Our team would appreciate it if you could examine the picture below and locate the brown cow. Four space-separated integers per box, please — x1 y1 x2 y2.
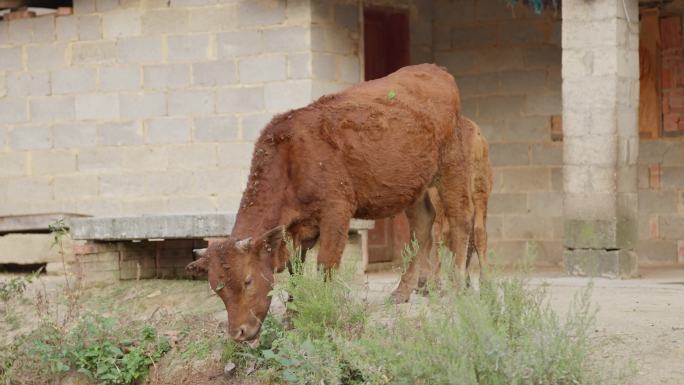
390 116 492 302
186 64 467 344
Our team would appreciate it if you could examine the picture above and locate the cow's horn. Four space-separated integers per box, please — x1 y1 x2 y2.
193 248 207 258
235 238 252 252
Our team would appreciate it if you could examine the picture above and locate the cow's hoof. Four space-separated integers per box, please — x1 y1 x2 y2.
389 289 411 304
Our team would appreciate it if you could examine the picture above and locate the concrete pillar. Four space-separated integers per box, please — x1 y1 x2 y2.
561 0 639 277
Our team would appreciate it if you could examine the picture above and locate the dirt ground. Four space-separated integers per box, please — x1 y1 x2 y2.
2 267 683 384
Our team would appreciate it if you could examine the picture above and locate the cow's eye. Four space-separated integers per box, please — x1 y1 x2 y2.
244 275 253 286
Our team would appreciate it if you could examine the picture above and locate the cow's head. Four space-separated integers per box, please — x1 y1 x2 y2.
186 226 285 344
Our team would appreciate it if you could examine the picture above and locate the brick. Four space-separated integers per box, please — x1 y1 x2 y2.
119 92 167 119
53 122 98 148
117 36 163 63
239 113 269 139
31 150 77 175
217 141 254 167
531 143 562 165
30 96 74 123
650 163 662 190
27 43 67 70
489 143 529 166
54 175 99 198
263 26 309 53
238 55 287 83
56 15 78 41
168 90 215 116
51 67 97 94
167 34 211 62
0 47 23 70
75 93 120 121
527 192 563 216
550 114 562 141
9 125 52 150
142 9 189 35
78 148 123 172
5 177 53 201
0 98 27 124
6 72 50 97
71 41 115 64
145 117 191 144
488 193 527 214
288 53 311 79
264 80 310 113
217 30 262 58
501 168 550 192
193 116 238 142
189 6 238 32
102 9 141 38
238 0 285 27
144 64 190 89
98 121 143 146
216 86 264 113
193 61 237 87
0 153 28 176
99 66 140 91
167 144 217 170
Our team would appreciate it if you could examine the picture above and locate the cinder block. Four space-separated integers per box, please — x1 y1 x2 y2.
238 0 285 27
53 122 97 148
7 18 32 44
71 41 116 64
498 70 547 94
99 66 141 91
54 175 99 197
263 26 308 52
216 86 264 114
119 92 167 119
6 72 50 97
661 166 684 189
0 98 27 124
117 36 163 63
120 146 168 170
0 233 70 264
0 152 28 176
143 64 190 89
451 25 497 49
168 89 215 116
217 30 262 58
527 192 563 216
145 171 195 195
488 193 527 215
30 15 56 42
238 55 287 83
530 143 562 165
96 0 120 12
102 9 142 38
166 195 217 216
658 215 684 240
0 47 23 70
193 61 237 87
5 177 53 201
638 190 677 214
486 215 503 239
193 167 244 195
338 55 360 83
189 5 238 32
564 249 637 278
51 67 97 94
56 15 78 41
434 51 475 75
636 240 676 264
194 116 238 142
77 147 123 172
488 143 529 166
504 117 549 142
166 143 217 170
99 173 148 196
77 15 101 40
75 93 120 121
527 92 562 116
525 46 561 69
334 2 358 32
503 216 554 240
264 80 311 113
217 141 254 167
312 53 336 80
241 113 271 140
142 9 189 35
27 43 68 70
286 0 310 24
501 168 550 192
167 34 211 62
31 150 77 175
30 96 75 123
145 117 191 144
98 121 143 146
478 95 526 119
288 53 311 79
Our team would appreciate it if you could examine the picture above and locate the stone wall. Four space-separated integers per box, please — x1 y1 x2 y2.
0 0 315 217
432 0 563 266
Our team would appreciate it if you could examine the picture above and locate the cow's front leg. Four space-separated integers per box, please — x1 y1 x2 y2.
316 205 353 274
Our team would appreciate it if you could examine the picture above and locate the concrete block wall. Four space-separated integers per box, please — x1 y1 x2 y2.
433 0 563 266
0 0 315 218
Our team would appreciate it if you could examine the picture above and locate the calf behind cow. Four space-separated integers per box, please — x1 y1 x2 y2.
186 64 486 343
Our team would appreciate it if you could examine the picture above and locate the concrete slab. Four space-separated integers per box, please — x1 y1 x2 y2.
0 213 87 234
69 213 374 241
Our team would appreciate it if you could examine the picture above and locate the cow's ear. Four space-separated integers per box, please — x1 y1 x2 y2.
258 226 285 258
186 255 209 275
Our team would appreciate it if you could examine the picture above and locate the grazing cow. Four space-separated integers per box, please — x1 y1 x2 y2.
390 116 492 302
187 64 468 344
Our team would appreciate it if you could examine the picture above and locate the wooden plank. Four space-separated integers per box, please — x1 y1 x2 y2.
639 8 661 139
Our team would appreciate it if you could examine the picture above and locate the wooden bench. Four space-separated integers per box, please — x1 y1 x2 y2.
68 213 374 283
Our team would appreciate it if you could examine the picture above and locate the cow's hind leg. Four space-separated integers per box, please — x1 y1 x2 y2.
390 190 436 304
316 204 353 275
436 177 474 289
